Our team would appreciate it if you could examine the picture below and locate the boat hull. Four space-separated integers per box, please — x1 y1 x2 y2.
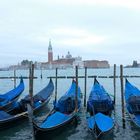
1 93 22 113
33 80 81 140
0 112 27 130
88 125 113 139
125 79 140 128
127 112 140 127
0 78 24 112
0 96 52 130
87 113 114 139
34 114 77 140
87 78 114 139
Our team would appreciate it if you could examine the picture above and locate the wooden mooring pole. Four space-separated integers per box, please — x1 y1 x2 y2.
28 63 35 140
120 65 125 128
14 70 16 88
55 68 58 104
113 64 116 105
75 66 78 112
29 64 34 107
40 68 42 79
84 67 87 107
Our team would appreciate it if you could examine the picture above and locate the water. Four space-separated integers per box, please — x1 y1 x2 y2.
0 67 140 140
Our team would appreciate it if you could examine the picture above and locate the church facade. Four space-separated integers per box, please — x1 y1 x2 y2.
41 41 110 69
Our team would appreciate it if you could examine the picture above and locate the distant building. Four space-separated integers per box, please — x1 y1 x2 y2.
132 60 138 67
84 60 110 68
41 41 110 69
66 51 72 59
73 56 84 68
6 40 110 70
125 60 140 68
42 51 77 69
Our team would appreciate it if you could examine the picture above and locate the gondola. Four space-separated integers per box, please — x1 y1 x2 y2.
125 79 140 127
33 80 82 140
0 77 24 112
86 78 114 139
0 78 54 129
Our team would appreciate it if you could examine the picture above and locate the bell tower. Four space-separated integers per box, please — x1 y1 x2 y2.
48 40 53 63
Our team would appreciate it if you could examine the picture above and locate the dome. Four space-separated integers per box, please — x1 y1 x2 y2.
66 51 72 59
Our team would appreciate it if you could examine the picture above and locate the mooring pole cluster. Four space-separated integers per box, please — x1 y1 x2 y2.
10 64 127 131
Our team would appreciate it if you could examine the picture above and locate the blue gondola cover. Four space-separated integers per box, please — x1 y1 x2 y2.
55 80 81 113
87 113 114 132
125 79 140 114
40 112 70 128
0 78 24 106
87 80 113 114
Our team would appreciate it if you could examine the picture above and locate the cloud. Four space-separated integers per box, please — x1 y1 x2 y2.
58 36 106 46
46 0 140 11
0 0 140 66
36 27 108 46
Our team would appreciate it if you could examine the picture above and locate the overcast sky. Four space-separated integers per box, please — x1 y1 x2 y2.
0 0 140 67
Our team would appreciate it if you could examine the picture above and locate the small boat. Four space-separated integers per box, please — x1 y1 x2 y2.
33 80 82 139
0 77 24 112
87 78 114 139
125 79 140 127
0 78 54 129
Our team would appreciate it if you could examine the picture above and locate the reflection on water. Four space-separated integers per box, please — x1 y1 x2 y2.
0 68 140 140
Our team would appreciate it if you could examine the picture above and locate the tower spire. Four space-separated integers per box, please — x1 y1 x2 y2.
48 40 53 63
48 39 52 51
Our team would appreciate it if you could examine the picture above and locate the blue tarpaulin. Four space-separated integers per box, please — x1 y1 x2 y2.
125 79 140 114
87 113 114 132
0 78 24 106
40 112 70 128
87 79 113 113
125 79 140 101
55 80 81 113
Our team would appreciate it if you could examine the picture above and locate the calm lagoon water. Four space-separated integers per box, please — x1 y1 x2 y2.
0 67 140 140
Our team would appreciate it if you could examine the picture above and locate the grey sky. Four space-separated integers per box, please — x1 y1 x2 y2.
0 0 140 67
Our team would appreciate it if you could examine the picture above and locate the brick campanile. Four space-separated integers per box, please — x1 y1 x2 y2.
48 40 53 63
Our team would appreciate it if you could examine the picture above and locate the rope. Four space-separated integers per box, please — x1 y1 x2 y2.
109 94 114 98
